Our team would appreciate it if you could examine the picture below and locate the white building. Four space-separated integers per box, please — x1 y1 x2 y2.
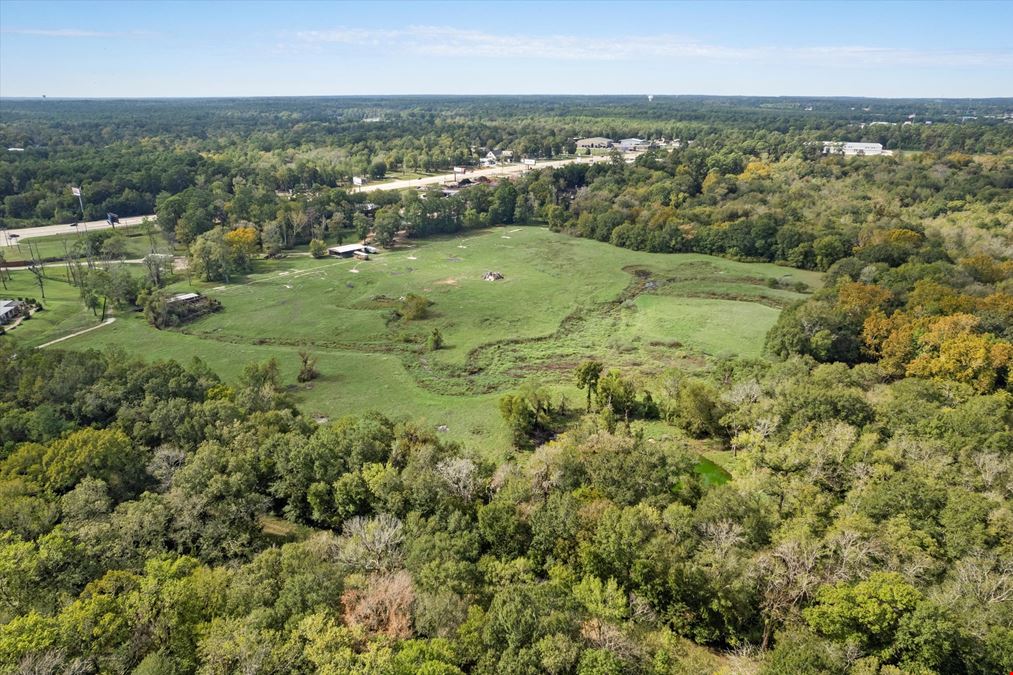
328 243 379 258
0 299 25 325
481 150 513 167
617 138 652 151
166 292 202 305
822 141 892 157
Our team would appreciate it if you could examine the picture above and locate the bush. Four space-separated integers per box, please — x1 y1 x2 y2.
309 239 328 258
399 294 431 321
297 351 319 382
427 328 444 351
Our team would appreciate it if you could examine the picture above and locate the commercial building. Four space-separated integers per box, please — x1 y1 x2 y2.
617 138 651 151
575 137 614 149
822 141 892 156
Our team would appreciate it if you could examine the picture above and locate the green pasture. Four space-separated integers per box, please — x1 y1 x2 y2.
9 226 820 454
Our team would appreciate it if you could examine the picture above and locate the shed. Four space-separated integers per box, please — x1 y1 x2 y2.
167 292 201 305
328 244 379 258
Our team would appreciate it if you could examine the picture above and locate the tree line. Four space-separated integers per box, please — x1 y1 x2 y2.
3 96 1010 226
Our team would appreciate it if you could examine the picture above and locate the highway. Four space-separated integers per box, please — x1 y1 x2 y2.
357 152 627 193
1 215 154 244
1 152 636 245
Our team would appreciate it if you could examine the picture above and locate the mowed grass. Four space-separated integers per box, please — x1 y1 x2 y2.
631 296 780 358
0 268 102 345
27 227 820 454
1 224 172 263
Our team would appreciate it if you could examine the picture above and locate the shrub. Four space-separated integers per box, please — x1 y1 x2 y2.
297 351 319 382
309 239 328 258
427 328 444 351
399 294 431 321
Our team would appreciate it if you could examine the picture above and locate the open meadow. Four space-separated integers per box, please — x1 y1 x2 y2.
7 226 821 453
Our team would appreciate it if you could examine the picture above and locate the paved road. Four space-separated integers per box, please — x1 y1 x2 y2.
2 215 154 244
2 152 638 244
358 153 632 193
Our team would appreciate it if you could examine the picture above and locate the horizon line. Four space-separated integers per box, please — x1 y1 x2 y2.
2 94 1012 101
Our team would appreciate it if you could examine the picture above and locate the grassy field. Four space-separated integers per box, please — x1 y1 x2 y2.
1 223 172 263
5 226 820 454
0 267 103 344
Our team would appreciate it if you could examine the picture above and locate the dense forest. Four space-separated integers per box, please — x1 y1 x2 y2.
1 96 1011 674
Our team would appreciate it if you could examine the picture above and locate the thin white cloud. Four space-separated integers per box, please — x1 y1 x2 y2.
2 28 151 38
293 25 1013 68
295 26 750 61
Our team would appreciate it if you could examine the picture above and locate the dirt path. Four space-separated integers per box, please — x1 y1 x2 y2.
37 317 116 348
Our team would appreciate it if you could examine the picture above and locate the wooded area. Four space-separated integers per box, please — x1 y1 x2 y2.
0 96 1011 674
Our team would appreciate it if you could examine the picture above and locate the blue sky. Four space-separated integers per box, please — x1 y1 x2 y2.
1 0 1011 98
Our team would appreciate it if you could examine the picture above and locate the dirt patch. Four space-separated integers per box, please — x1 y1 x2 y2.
435 278 459 286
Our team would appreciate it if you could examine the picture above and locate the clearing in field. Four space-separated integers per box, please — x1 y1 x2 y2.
7 226 820 452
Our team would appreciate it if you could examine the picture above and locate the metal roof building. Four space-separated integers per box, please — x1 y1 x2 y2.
575 137 614 149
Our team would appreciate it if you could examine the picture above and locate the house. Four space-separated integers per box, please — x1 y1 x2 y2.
822 142 891 157
479 149 513 168
576 137 614 149
328 243 379 258
0 299 25 325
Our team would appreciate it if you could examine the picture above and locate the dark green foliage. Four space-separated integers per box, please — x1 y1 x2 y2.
0 97 1009 673
427 328 444 352
498 385 560 449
